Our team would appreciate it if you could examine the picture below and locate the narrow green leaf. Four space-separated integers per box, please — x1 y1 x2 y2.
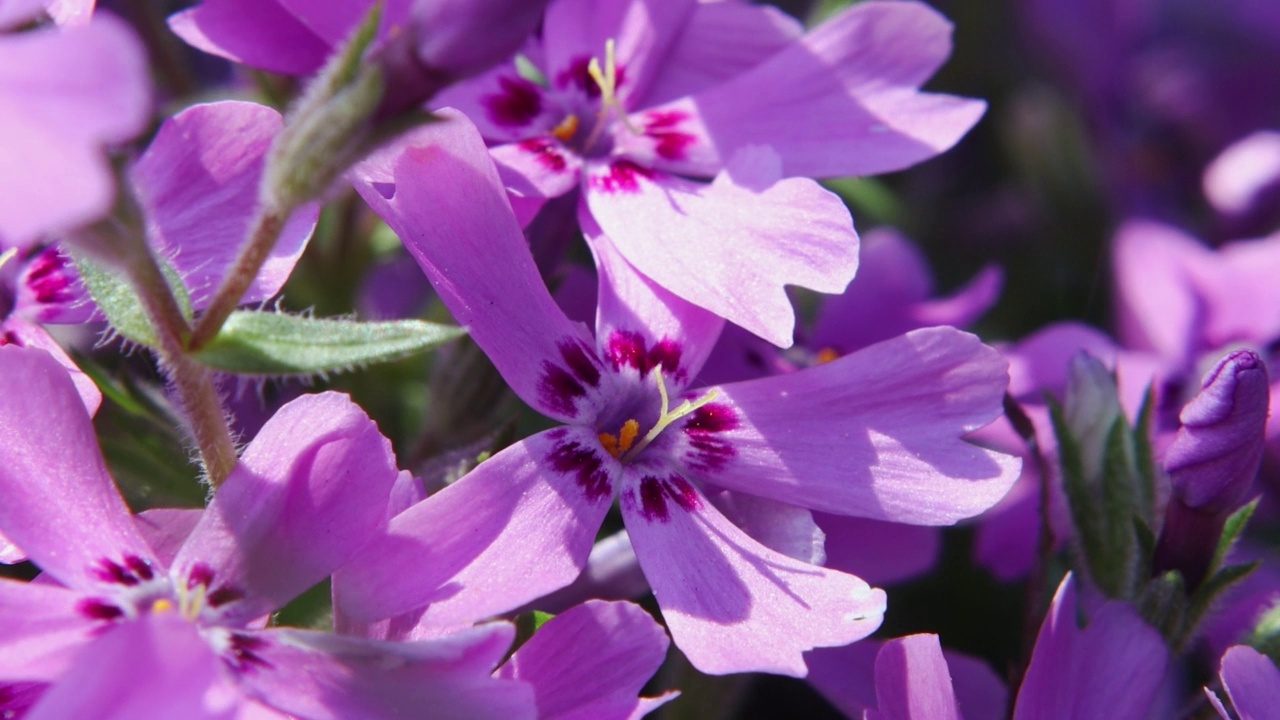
1210 499 1259 576
193 311 466 376
1050 397 1107 589
1098 417 1139 597
1186 561 1261 642
1131 384 1159 519
73 253 192 348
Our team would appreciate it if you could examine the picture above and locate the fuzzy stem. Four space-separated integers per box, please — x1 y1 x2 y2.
187 204 287 351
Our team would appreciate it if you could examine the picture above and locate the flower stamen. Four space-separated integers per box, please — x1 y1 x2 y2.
583 38 638 148
620 368 719 463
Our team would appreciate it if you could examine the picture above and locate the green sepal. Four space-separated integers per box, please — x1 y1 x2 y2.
1137 570 1186 644
73 253 193 348
1246 602 1280 665
509 610 557 657
192 311 466 376
1186 561 1261 644
1097 417 1140 597
1131 385 1159 518
1210 499 1259 577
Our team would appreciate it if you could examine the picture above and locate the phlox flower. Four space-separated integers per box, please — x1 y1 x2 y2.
336 115 1020 676
431 0 985 345
0 11 149 248
0 346 535 719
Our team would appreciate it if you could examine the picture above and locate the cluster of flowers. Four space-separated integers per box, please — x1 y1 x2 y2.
1 0 1278 717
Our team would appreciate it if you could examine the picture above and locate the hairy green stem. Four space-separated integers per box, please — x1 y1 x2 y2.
187 205 287 352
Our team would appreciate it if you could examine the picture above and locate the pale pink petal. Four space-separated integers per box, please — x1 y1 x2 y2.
621 470 885 676
491 139 584 199
352 114 609 423
584 219 724 387
584 149 858 347
1206 232 1280 347
432 66 560 144
172 392 400 625
0 15 150 247
1218 645 1280 719
131 101 318 308
1112 221 1208 363
45 0 96 27
239 624 535 720
333 427 615 626
709 491 825 565
499 600 670 720
631 1 984 178
0 0 45 29
817 514 940 586
1 318 101 416
1203 131 1280 216
168 0 331 76
642 1 801 105
0 527 24 564
0 579 99 681
134 509 203 566
0 346 158 590
675 328 1020 524
25 614 236 720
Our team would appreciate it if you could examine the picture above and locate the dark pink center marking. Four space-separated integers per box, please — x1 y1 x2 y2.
24 249 76 306
636 474 701 523
90 554 154 587
225 633 272 673
604 330 685 383
185 562 245 609
538 340 603 417
588 160 652 194
77 597 125 621
547 440 613 501
642 110 696 161
682 403 739 473
520 138 569 173
484 76 543 128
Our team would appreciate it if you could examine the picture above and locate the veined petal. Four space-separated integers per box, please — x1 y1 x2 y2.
584 219 723 388
583 150 858 347
25 614 236 720
674 328 1020 524
351 113 608 423
168 0 331 76
1013 575 1168 720
620 470 885 676
0 347 158 590
172 392 399 624
131 101 318 309
333 427 614 625
633 1 984 178
237 624 535 720
542 0 697 107
0 579 99 681
498 600 671 720
1 318 101 416
0 15 150 247
1218 645 1280 719
642 1 802 106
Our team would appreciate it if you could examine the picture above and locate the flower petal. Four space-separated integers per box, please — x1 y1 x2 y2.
584 219 724 388
491 139 583 199
870 634 962 720
172 392 399 624
499 600 670 720
1218 645 1280 719
25 614 237 720
1203 130 1280 217
352 114 608 423
131 101 318 309
642 1 802 105
1013 574 1168 720
0 15 150 247
583 150 858 347
1112 221 1207 363
0 346 158 590
168 0 331 76
237 624 535 720
1 318 101 416
0 579 99 682
620 470 885 676
675 328 1020 524
817 514 940 586
632 1 984 178
333 427 614 625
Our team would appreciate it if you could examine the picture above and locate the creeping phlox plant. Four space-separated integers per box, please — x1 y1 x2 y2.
1 0 1278 718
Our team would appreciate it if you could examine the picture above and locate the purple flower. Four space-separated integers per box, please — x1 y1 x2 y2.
0 13 150 248
337 116 1020 675
1013 574 1169 720
1203 130 1280 221
1208 645 1280 720
0 346 534 718
432 0 983 345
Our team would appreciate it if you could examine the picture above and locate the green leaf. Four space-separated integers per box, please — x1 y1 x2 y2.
73 253 192 348
1097 417 1139 597
193 311 466 376
1186 561 1261 643
1210 499 1259 576
509 610 557 657
1131 385 1159 519
1246 602 1280 665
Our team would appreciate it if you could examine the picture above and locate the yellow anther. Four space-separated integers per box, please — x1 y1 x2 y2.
599 432 620 456
551 114 580 142
0 247 16 272
620 368 719 463
815 347 840 365
151 598 175 614
598 419 641 459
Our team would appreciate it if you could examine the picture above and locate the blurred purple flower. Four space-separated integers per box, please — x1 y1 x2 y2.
337 115 1020 676
0 346 534 719
0 13 149 248
1207 645 1280 720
